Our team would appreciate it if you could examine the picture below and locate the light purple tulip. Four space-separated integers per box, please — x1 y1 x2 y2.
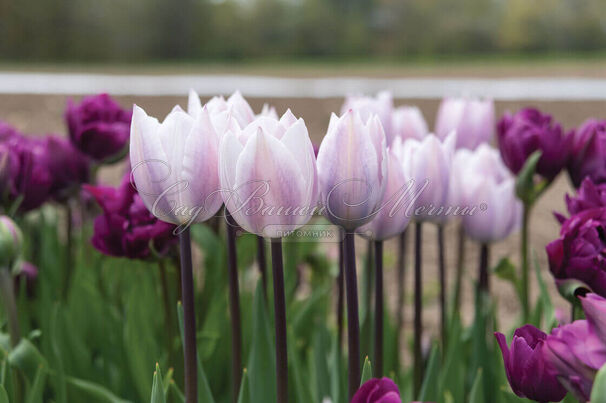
219 111 318 238
188 89 256 128
391 133 455 222
129 104 226 225
317 110 387 230
259 103 279 119
435 97 495 150
341 91 394 144
450 144 521 242
391 106 428 143
358 148 411 240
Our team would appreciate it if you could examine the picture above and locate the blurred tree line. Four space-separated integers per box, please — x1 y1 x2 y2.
0 0 605 62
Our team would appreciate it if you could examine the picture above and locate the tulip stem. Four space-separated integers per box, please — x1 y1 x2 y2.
374 240 384 377
521 203 531 322
256 235 268 303
337 232 345 352
226 212 243 402
452 223 466 316
363 239 373 360
0 267 20 346
62 202 74 300
478 243 490 293
437 224 447 350
270 238 288 403
395 229 407 371
413 222 423 398
158 260 175 366
344 232 361 399
178 227 198 403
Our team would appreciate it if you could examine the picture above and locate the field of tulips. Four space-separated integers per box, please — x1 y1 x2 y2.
0 88 606 403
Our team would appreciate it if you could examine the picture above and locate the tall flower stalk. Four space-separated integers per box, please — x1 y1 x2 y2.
437 224 447 348
373 240 384 376
413 222 423 396
395 229 407 369
343 232 361 396
270 238 288 403
256 235 268 302
225 211 242 401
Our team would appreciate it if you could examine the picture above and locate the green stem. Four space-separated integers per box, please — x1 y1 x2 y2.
452 223 465 316
0 268 20 346
521 203 531 322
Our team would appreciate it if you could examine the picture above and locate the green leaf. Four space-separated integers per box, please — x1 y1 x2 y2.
169 381 185 403
247 281 276 403
25 365 46 403
533 251 555 328
8 339 47 382
0 385 7 403
515 150 542 205
237 369 249 403
439 315 464 403
418 344 440 402
591 363 606 402
469 369 484 403
492 258 522 302
288 329 313 403
176 302 215 403
65 376 131 403
150 363 166 403
360 356 372 386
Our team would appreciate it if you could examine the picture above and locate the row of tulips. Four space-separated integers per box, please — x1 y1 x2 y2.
1 88 606 403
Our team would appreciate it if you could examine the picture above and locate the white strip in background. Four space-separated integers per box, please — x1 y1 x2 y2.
0 72 606 100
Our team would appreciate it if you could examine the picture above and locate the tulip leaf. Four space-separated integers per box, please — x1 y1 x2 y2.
8 339 47 382
65 376 131 403
169 381 185 403
25 364 46 403
0 385 7 403
591 363 606 402
418 344 440 402
150 363 165 403
247 281 276 403
176 302 215 403
439 314 464 403
288 328 314 403
515 150 542 205
469 369 484 403
492 258 522 301
360 356 372 386
237 369 250 403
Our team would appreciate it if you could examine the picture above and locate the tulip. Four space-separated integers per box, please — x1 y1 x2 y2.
391 106 428 143
357 149 410 375
341 91 394 144
130 104 225 226
188 89 255 128
546 207 606 298
85 174 177 260
352 377 401 403
495 325 567 402
317 109 387 398
0 215 22 346
66 93 132 162
42 135 90 202
544 319 606 402
220 110 317 403
562 177 606 218
568 119 606 188
497 107 570 181
14 261 38 297
435 97 495 150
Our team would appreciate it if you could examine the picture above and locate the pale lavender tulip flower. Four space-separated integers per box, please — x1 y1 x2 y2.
358 149 411 240
435 97 495 150
317 110 387 230
188 89 255 128
391 132 455 222
449 144 521 242
341 91 394 144
129 104 225 225
391 106 428 143
219 111 318 238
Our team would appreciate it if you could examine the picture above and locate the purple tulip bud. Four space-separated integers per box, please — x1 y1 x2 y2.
497 108 570 181
317 110 387 230
435 97 495 150
351 377 401 403
14 261 38 297
85 174 177 260
66 94 132 162
546 207 606 298
341 91 394 144
568 119 606 188
495 325 567 402
220 111 318 238
391 106 428 143
564 177 606 216
391 132 454 222
450 145 521 242
42 135 90 202
357 149 411 240
130 104 225 225
544 318 606 402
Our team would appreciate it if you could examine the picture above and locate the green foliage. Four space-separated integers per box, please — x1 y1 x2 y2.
360 356 372 386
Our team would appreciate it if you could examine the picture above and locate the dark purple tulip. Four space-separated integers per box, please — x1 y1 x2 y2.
42 135 90 201
546 207 606 297
85 174 177 260
66 94 132 162
494 325 567 402
568 119 606 188
351 377 401 403
564 177 606 216
14 261 38 297
497 108 570 181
